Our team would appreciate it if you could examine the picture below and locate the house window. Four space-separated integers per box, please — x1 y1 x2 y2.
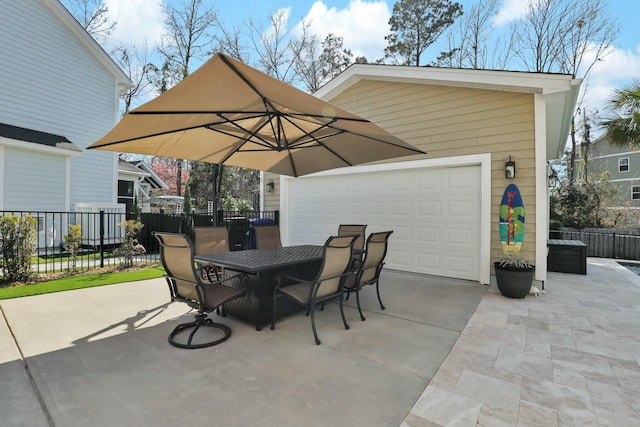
118 180 134 197
632 186 640 200
118 180 135 213
619 157 629 172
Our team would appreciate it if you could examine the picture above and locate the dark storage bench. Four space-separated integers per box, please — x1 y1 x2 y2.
547 239 587 275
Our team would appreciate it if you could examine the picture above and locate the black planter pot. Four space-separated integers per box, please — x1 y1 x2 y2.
494 262 535 298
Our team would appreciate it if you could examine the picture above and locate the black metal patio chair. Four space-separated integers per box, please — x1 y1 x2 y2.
270 234 357 345
154 232 246 349
343 231 393 321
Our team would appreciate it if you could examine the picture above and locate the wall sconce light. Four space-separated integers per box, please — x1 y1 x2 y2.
505 156 516 179
266 180 275 193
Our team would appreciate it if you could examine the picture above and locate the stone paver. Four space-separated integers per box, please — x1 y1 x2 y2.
403 258 640 426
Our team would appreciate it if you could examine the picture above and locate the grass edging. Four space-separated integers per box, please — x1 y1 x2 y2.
0 266 166 300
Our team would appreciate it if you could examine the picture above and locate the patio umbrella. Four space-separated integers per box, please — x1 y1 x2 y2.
88 52 425 177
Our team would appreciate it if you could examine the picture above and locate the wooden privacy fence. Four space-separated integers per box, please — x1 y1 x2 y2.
550 229 640 260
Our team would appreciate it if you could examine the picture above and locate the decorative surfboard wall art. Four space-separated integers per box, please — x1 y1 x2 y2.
499 183 525 255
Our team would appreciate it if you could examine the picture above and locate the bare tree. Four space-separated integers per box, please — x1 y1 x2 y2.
159 0 218 83
62 0 115 45
437 0 513 69
115 42 158 114
293 33 354 93
511 0 618 185
292 32 323 93
245 9 309 84
156 0 218 197
212 19 250 63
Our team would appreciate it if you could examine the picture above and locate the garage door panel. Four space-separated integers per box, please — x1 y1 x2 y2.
391 202 412 216
418 201 441 216
417 252 440 269
447 229 473 245
446 200 475 217
389 250 412 267
418 174 441 190
417 227 440 243
367 202 385 215
285 164 481 280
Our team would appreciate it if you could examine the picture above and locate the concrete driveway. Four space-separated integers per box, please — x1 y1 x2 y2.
0 270 486 427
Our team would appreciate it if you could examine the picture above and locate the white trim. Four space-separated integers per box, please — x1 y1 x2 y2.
618 157 630 173
0 145 4 210
260 171 266 210
591 151 640 160
0 136 83 157
65 156 71 210
607 177 640 183
280 153 492 284
315 64 578 100
534 93 548 283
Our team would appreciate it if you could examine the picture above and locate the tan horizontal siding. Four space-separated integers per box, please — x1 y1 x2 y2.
331 79 538 266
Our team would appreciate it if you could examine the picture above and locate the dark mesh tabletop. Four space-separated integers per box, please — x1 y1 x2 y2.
195 245 323 274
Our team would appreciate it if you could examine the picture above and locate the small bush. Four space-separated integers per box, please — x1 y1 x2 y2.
116 220 144 268
63 224 83 272
0 214 37 282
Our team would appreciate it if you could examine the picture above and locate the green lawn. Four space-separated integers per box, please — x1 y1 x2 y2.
0 266 166 300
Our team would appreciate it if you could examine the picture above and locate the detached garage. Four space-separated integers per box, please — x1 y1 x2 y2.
266 65 580 285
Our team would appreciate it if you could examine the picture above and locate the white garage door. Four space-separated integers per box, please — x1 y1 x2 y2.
283 163 482 281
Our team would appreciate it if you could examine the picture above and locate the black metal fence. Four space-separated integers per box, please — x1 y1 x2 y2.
550 228 640 260
0 209 279 275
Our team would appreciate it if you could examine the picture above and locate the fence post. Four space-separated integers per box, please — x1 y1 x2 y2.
99 210 105 268
274 210 279 225
612 232 616 259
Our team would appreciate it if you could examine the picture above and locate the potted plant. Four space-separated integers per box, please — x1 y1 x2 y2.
494 253 535 298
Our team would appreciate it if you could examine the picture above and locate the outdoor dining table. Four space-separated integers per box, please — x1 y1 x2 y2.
195 245 325 330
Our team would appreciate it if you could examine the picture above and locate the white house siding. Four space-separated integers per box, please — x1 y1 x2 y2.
0 0 122 209
3 147 66 211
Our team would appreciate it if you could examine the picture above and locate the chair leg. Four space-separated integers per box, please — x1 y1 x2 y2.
355 288 366 321
375 282 386 310
310 303 321 345
270 291 278 330
339 295 350 330
168 313 231 349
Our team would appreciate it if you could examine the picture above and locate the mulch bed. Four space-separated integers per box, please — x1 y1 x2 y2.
0 263 160 289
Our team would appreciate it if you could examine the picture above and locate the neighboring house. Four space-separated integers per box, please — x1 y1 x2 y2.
584 134 640 209
118 159 169 213
0 0 131 214
264 65 580 285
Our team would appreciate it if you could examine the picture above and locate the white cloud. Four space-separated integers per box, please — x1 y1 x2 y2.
104 0 165 49
302 0 391 60
493 0 528 27
577 44 640 122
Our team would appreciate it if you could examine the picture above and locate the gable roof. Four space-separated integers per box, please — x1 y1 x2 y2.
118 159 169 190
43 0 131 92
0 122 81 152
315 64 581 161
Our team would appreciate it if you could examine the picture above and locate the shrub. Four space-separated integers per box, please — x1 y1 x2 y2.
63 224 83 272
116 220 144 268
0 214 37 282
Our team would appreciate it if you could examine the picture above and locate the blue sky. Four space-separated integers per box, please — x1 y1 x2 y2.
101 0 639 131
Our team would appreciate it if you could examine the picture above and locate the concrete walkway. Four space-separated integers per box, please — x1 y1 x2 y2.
0 270 485 427
2 258 639 426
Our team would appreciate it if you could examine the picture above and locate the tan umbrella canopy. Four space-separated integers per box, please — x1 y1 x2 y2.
88 52 425 177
